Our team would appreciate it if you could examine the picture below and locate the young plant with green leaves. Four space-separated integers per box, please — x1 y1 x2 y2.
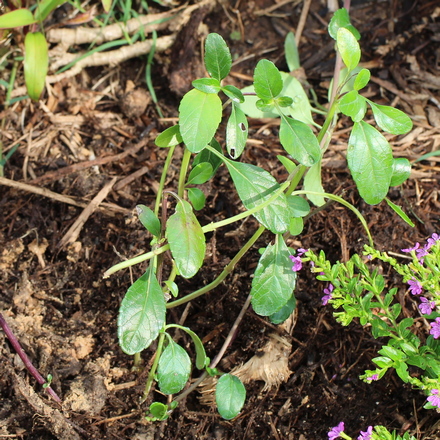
105 8 414 421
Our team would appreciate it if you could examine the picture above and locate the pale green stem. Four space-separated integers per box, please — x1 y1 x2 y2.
141 331 166 403
178 147 192 199
154 144 176 217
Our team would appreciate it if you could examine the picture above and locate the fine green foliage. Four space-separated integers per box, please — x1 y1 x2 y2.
250 236 297 316
157 340 191 394
117 268 166 355
166 199 206 279
216 374 246 420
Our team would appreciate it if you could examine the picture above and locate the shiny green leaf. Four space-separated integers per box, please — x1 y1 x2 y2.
192 78 221 94
187 187 206 210
157 340 191 394
369 102 413 135
34 0 66 21
221 85 244 103
279 116 321 166
226 104 248 159
118 267 166 355
353 68 370 90
253 59 283 100
251 236 297 316
337 27 361 72
204 33 231 81
339 90 367 122
187 162 213 185
24 32 48 101
0 9 36 28
155 125 182 148
347 121 393 205
179 88 222 153
166 199 205 278
136 204 161 237
390 158 411 186
216 374 246 420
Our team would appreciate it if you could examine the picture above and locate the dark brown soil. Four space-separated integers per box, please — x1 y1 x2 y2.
1 1 440 439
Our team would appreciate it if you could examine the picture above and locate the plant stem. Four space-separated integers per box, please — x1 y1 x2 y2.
154 144 176 217
141 331 166 403
178 147 192 198
0 313 61 404
167 225 265 308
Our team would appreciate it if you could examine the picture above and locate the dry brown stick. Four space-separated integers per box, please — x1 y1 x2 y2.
58 177 117 248
0 176 129 215
295 0 312 47
29 137 149 185
113 165 151 191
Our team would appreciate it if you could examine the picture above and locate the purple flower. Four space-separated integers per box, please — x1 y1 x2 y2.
402 242 420 253
328 422 345 440
408 279 422 295
289 255 302 272
358 426 373 440
419 297 436 315
426 233 440 250
297 248 308 256
416 247 429 263
427 389 440 409
366 374 379 382
322 283 334 305
430 318 440 339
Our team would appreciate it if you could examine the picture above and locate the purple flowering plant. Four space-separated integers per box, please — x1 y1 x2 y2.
327 422 416 440
300 234 440 419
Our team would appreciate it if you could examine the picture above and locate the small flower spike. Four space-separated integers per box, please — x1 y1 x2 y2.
328 422 345 440
357 426 373 440
429 318 440 339
402 242 420 253
366 374 379 382
407 279 422 295
427 389 440 409
322 283 334 305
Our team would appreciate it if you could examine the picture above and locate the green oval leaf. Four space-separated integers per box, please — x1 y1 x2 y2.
287 195 310 217
269 294 296 324
277 96 294 107
328 8 361 40
148 402 170 421
117 267 166 355
155 125 182 148
166 199 206 278
187 187 206 210
303 160 325 206
253 59 283 100
347 121 393 205
277 155 297 174
279 116 321 166
337 27 361 72
34 0 66 21
157 340 191 394
390 157 411 186
339 90 367 122
353 68 370 91
222 84 244 103
285 31 300 71
216 374 246 420
204 33 232 81
288 216 304 236
24 32 48 101
192 78 221 94
223 159 290 234
369 102 413 135
250 236 297 316
179 89 222 153
226 104 248 159
239 72 314 126
0 9 36 28
136 204 161 237
187 162 213 185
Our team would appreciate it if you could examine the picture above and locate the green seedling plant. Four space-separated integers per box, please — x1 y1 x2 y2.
104 8 414 421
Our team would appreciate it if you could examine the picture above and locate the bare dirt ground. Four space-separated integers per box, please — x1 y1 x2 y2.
1 0 440 439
